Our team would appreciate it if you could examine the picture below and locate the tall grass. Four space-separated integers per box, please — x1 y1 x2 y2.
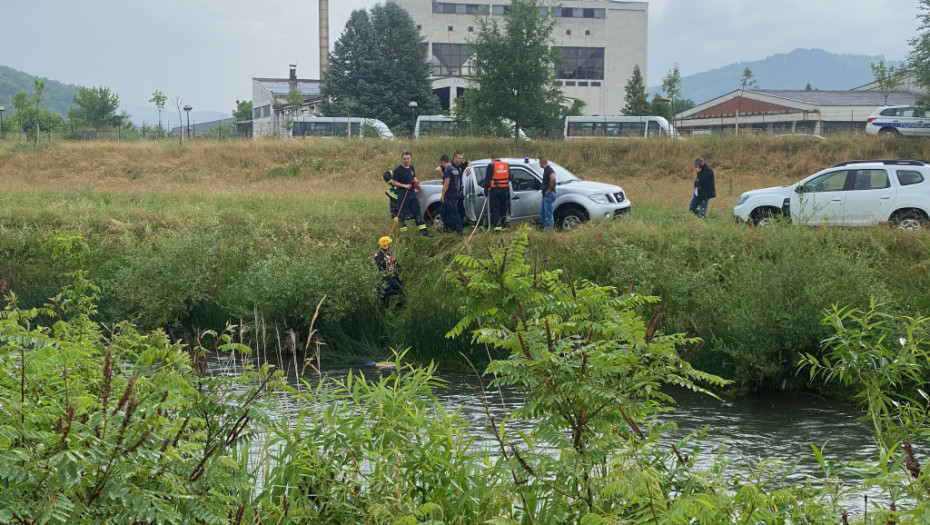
3 135 930 391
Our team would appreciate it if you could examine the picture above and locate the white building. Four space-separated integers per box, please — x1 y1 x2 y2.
251 65 323 138
394 0 647 116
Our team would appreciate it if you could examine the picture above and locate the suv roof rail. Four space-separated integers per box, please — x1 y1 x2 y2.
829 159 930 167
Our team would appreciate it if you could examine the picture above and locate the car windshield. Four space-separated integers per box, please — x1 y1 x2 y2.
548 161 581 184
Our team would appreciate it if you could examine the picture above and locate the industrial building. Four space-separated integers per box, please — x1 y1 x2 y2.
251 65 323 138
394 0 648 115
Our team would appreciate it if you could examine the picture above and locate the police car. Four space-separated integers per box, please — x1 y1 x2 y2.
866 105 930 137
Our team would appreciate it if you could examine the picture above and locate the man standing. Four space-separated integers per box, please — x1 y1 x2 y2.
539 157 557 230
441 152 468 236
482 153 513 231
373 236 405 310
689 157 716 220
391 152 430 236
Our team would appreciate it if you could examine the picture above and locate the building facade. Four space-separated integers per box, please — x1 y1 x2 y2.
675 89 919 136
251 65 323 138
394 0 647 116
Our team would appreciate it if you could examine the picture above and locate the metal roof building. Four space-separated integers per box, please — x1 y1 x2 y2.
676 89 919 136
251 65 323 138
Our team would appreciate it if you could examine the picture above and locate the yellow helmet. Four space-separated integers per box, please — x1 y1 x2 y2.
378 236 392 249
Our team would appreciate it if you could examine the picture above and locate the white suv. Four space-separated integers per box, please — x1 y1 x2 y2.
866 105 930 137
733 160 930 230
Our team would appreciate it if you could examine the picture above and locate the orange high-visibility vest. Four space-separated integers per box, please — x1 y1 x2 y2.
491 161 510 188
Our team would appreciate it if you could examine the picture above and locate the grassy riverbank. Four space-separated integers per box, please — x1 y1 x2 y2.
3 135 930 390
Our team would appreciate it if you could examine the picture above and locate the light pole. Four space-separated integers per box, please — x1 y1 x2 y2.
183 105 193 140
408 101 418 139
0 107 4 140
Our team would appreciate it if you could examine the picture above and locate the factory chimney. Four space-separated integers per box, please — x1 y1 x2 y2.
319 0 329 79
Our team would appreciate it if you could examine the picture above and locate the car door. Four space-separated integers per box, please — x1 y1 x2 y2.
507 165 543 222
791 169 851 225
842 168 895 225
468 162 490 224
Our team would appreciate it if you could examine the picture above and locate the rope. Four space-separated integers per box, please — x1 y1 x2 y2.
386 185 410 238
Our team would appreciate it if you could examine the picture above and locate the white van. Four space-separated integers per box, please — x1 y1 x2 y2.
292 116 395 139
563 115 677 139
414 115 528 139
866 106 930 137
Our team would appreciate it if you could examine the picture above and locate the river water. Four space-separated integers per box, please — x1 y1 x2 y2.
212 354 877 513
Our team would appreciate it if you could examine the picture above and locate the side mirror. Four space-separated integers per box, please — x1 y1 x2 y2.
794 185 803 194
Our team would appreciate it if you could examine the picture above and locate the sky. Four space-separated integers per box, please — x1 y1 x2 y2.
0 0 921 121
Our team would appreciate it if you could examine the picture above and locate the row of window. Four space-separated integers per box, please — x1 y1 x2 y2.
556 80 602 87
802 169 924 193
252 105 271 119
432 3 605 18
431 44 605 80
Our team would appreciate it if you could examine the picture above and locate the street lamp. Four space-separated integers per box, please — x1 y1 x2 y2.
408 101 418 139
0 107 5 140
183 105 193 140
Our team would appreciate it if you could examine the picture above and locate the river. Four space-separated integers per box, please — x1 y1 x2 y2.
211 354 877 514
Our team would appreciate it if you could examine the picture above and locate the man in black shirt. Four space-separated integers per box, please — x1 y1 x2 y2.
391 152 430 236
441 152 468 236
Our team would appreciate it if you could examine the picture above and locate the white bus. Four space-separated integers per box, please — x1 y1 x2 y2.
292 116 395 139
563 115 677 140
415 115 529 140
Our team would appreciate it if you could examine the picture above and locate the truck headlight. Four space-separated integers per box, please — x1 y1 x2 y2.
736 194 749 206
588 193 610 205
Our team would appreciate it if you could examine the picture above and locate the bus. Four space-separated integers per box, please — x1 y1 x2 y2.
414 115 529 140
292 116 395 139
563 116 677 140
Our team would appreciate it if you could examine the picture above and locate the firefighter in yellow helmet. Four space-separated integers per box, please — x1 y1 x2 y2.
373 236 405 310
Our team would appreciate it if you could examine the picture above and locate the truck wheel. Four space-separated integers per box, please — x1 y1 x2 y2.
426 203 444 230
555 206 587 230
892 210 926 231
750 208 778 227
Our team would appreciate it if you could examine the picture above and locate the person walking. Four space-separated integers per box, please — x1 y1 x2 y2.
482 153 513 231
441 152 468 235
391 152 430 236
373 236 405 310
689 157 716 220
539 157 557 230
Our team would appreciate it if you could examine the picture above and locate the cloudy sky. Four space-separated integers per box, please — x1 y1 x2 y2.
0 0 920 120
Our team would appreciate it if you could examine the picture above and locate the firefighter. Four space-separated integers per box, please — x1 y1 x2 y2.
481 153 513 231
373 236 405 310
383 170 400 222
391 152 430 236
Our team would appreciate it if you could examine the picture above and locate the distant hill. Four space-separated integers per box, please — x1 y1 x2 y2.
0 65 79 116
649 48 905 104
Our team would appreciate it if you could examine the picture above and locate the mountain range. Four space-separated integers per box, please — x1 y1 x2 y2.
0 48 908 125
647 48 904 103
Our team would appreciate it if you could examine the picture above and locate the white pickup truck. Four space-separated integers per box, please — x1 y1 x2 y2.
733 159 930 229
417 157 631 230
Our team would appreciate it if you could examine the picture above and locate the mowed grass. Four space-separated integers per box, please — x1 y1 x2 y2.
3 134 930 390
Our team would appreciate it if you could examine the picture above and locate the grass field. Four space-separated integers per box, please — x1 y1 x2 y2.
3 134 930 391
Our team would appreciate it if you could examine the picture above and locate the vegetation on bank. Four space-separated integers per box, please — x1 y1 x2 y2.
2 135 930 392
2 233 928 523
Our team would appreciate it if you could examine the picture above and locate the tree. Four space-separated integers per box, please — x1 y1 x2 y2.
739 67 758 90
233 100 253 137
32 79 44 144
321 4 440 133
661 62 682 122
11 91 29 141
150 90 167 139
648 94 672 121
455 0 564 138
69 86 121 132
870 61 906 105
622 65 649 116
909 0 930 107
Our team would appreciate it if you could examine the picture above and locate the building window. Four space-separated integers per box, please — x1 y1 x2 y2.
253 108 261 120
578 81 588 87
585 29 590 36
492 5 507 15
554 7 605 18
564 81 576 86
467 26 473 32
591 81 601 87
432 43 472 77
556 47 605 80
417 24 422 30
262 105 271 118
565 29 571 35
448 25 454 31
434 3 490 15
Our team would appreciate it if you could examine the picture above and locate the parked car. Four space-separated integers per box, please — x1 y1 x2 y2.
865 105 930 137
417 158 631 230
733 159 930 230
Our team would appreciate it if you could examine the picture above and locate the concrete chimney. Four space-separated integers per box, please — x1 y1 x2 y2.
319 0 329 79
